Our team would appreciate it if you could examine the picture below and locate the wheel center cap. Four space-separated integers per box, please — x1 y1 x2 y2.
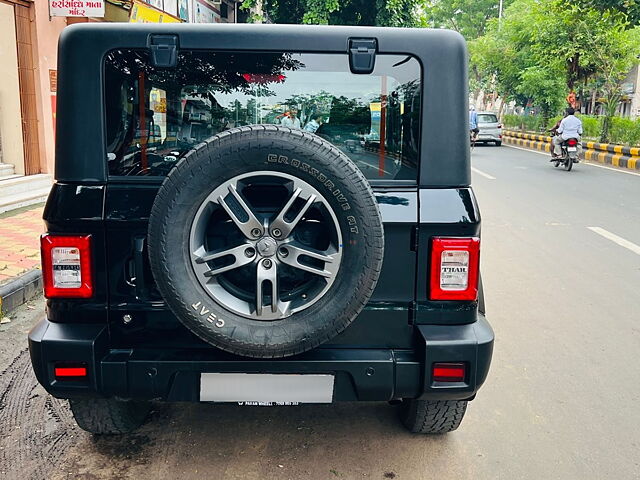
256 237 277 257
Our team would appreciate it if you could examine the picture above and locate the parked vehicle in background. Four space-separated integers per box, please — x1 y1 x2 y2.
29 23 493 436
476 112 502 146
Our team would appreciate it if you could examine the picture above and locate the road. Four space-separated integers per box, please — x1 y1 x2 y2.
1 145 639 480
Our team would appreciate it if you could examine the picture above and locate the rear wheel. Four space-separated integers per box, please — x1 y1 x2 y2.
69 398 150 434
399 399 468 434
495 141 502 146
564 157 573 171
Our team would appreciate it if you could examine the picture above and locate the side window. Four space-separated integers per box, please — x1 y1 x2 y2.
104 50 421 181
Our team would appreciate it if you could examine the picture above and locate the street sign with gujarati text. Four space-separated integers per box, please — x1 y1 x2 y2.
49 0 105 17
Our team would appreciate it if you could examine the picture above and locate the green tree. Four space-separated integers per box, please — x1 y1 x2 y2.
517 67 566 128
422 0 515 108
579 19 640 141
471 0 640 133
421 0 514 39
468 2 542 117
241 0 422 26
573 0 640 26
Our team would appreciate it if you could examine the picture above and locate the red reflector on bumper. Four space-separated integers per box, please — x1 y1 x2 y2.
54 366 87 378
432 363 466 382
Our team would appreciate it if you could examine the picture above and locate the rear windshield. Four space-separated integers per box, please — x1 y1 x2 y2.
477 114 498 123
104 50 421 181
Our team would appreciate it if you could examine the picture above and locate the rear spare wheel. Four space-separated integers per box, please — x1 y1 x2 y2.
148 126 384 358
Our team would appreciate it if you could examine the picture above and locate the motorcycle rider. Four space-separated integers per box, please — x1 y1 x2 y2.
551 107 582 160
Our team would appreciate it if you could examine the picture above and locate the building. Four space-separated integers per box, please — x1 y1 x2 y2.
0 0 250 213
579 64 640 119
619 64 640 119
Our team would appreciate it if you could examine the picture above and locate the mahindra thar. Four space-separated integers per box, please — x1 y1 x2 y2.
29 23 494 435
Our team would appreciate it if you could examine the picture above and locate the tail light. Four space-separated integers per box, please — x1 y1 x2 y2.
430 237 480 301
432 362 466 382
41 234 93 298
567 138 578 146
54 362 88 381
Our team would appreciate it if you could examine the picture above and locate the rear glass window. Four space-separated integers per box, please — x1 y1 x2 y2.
104 50 421 180
477 114 498 123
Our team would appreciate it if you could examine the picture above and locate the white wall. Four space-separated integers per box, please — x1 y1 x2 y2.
0 3 25 175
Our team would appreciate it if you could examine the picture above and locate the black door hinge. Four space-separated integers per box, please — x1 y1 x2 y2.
148 34 179 68
349 38 377 74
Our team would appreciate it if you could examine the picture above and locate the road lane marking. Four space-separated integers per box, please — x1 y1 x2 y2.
587 227 640 256
471 167 496 179
505 145 640 177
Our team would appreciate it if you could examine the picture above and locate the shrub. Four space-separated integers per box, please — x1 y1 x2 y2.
502 114 546 132
609 117 640 146
581 116 600 138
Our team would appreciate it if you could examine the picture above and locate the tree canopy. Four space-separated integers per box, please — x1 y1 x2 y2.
470 0 640 129
242 0 640 136
241 0 422 26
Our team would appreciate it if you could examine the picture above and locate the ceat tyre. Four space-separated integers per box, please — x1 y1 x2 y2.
148 125 384 358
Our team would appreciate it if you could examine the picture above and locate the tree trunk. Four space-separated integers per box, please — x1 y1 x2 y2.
541 106 551 132
601 113 611 143
600 89 621 143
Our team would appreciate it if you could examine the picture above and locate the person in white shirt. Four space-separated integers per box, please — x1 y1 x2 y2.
552 107 582 158
304 115 323 133
281 109 301 129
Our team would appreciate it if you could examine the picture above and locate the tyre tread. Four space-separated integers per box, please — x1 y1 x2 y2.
69 398 150 435
400 399 468 434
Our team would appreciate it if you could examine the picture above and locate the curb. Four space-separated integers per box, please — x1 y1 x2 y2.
503 130 640 170
0 269 42 316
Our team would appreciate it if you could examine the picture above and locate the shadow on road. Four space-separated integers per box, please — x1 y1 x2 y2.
57 401 455 479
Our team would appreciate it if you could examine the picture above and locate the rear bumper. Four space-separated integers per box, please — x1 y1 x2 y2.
29 315 493 402
477 132 502 142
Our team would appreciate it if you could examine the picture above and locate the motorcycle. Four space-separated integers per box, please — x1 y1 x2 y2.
552 137 580 171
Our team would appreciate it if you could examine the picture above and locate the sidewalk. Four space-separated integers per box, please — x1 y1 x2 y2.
0 204 45 286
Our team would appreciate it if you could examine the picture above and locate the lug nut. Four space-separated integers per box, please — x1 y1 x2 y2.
279 247 289 258
262 259 272 269
251 228 262 238
272 228 282 238
123 314 133 325
245 247 256 257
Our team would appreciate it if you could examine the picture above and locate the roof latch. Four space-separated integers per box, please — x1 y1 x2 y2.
148 34 179 68
349 38 377 74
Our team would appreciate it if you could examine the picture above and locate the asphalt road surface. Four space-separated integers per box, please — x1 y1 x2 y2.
1 145 639 480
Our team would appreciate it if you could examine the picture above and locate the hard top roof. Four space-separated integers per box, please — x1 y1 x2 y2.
55 23 470 186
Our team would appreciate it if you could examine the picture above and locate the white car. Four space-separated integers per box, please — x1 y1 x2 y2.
476 112 502 146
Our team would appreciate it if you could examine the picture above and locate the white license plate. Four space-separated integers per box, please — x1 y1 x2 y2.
200 373 334 403
567 147 577 152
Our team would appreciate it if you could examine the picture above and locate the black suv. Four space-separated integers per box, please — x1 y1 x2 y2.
29 23 493 435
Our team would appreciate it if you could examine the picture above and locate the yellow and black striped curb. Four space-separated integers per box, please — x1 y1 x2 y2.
503 130 639 171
